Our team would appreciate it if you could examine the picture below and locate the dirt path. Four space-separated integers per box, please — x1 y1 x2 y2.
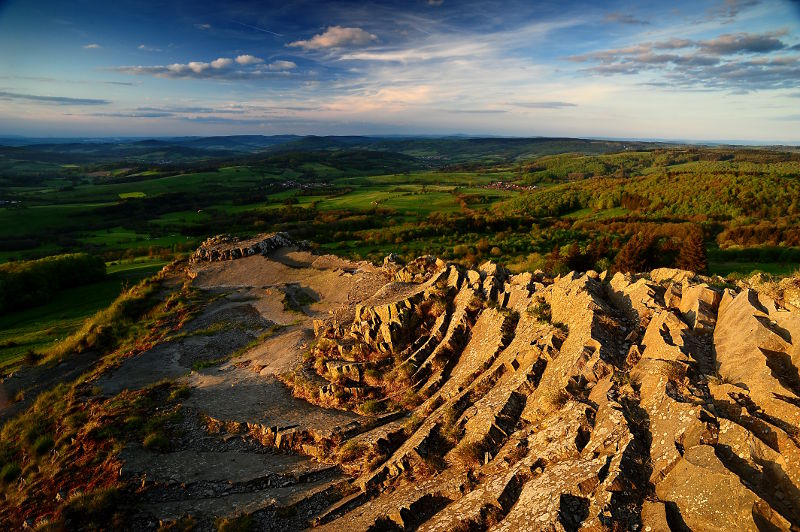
105 247 391 526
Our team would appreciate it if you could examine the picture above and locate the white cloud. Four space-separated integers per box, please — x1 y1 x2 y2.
112 55 297 79
210 57 233 68
288 26 377 51
83 43 101 49
267 60 297 71
138 44 162 52
194 23 211 30
235 54 263 65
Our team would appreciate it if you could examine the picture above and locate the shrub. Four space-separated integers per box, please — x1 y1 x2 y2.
359 399 386 415
59 487 126 529
542 386 570 410
32 434 54 455
363 367 382 385
23 349 41 365
215 514 253 532
0 462 21 482
595 257 613 273
46 277 161 362
142 432 170 451
168 385 190 402
660 361 687 382
158 516 197 532
338 440 369 462
527 301 551 323
400 389 422 409
452 441 485 467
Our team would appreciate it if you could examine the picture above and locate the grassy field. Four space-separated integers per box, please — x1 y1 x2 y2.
0 259 168 371
0 164 508 263
708 261 798 277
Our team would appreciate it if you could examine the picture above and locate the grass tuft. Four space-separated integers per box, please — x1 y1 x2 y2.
214 514 253 532
0 462 21 483
32 434 54 455
142 432 170 452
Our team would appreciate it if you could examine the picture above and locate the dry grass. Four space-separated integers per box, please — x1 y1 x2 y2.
452 440 485 467
659 360 687 382
337 440 370 462
157 515 197 532
541 386 571 410
214 514 253 532
0 376 188 527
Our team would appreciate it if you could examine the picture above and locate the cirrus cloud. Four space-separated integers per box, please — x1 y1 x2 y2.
0 90 110 105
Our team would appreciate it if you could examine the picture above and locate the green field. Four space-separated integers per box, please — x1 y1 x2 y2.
708 261 797 277
0 259 167 370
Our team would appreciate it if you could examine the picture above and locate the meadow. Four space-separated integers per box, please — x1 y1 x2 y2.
0 259 167 370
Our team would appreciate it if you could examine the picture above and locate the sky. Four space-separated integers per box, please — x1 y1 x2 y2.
0 0 798 142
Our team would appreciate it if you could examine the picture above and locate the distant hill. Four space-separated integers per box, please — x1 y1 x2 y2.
0 135 676 166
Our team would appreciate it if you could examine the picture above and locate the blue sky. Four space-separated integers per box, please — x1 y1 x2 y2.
0 0 798 141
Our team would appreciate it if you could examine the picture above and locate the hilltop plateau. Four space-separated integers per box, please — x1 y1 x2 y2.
3 233 799 530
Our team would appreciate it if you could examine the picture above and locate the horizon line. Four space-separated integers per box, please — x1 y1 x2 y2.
1 133 798 147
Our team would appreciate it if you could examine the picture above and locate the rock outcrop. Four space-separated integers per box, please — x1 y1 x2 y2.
190 232 294 263
280 254 799 531
128 236 800 530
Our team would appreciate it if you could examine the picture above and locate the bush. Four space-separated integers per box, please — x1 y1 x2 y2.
0 462 21 482
167 385 190 402
142 432 170 451
527 301 551 323
60 487 126 529
32 434 54 455
543 387 570 410
23 349 41 365
452 441 485 467
158 516 197 532
46 277 161 362
338 440 369 462
359 399 386 415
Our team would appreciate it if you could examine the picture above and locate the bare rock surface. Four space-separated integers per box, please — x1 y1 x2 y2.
107 236 800 530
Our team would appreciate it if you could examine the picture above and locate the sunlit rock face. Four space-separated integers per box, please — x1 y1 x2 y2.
107 235 800 529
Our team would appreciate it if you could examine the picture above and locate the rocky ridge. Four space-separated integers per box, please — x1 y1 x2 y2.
189 233 296 263
112 236 800 530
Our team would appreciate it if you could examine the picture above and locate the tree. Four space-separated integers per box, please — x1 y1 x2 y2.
677 230 708 274
614 232 658 274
